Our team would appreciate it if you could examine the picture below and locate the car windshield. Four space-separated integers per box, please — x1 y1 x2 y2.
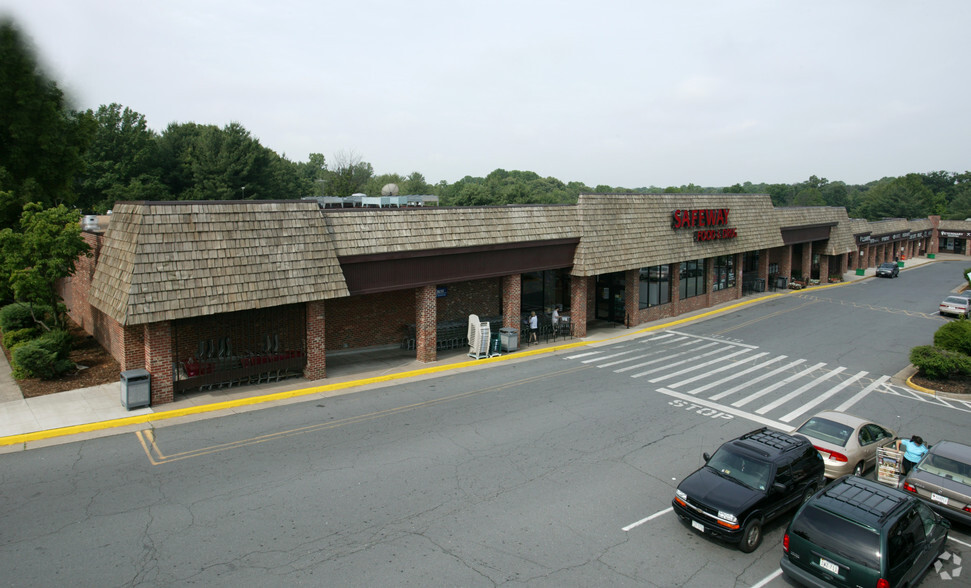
789 505 880 570
915 452 971 485
879 263 895 269
944 297 968 306
796 416 852 448
706 446 772 491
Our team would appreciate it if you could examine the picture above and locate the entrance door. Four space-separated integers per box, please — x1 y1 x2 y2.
595 273 626 324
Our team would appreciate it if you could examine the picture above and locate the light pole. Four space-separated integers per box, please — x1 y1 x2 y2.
241 186 246 199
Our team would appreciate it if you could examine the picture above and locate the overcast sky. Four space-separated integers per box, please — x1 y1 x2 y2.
3 1 969 189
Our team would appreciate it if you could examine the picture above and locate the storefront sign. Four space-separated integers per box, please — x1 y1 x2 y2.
671 208 737 242
940 230 971 239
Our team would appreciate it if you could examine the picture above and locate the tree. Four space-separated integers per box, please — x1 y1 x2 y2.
325 150 374 197
0 203 91 329
0 19 94 227
77 103 165 212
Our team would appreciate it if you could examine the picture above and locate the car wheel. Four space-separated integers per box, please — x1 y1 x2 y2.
802 483 818 505
853 462 865 477
738 517 763 553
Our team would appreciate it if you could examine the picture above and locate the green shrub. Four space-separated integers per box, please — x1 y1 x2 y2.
2 327 38 351
11 341 58 379
910 345 971 380
0 302 54 332
11 339 75 380
933 319 971 356
36 329 72 359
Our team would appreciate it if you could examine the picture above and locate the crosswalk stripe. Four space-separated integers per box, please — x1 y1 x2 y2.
581 349 640 364
668 352 770 390
708 359 805 401
732 363 827 407
614 342 719 373
833 375 890 412
755 366 847 415
779 370 869 423
648 348 754 384
631 346 727 379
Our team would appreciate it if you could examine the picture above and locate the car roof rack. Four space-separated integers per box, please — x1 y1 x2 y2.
819 477 907 523
735 428 803 456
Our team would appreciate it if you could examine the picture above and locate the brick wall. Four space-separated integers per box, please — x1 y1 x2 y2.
305 300 326 380
145 322 173 404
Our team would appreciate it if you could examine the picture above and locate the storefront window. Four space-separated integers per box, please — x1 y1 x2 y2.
639 265 671 309
679 259 706 299
712 255 735 291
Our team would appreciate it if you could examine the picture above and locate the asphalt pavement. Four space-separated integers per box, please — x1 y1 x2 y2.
0 254 952 451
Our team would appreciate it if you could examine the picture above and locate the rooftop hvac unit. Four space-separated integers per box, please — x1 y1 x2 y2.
82 215 100 231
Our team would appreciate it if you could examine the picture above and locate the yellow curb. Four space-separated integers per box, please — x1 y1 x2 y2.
905 373 937 395
0 291 785 448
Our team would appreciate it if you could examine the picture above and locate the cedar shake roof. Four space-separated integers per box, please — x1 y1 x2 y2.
322 205 579 257
89 201 349 326
775 206 857 255
867 218 913 237
938 219 971 231
571 193 784 276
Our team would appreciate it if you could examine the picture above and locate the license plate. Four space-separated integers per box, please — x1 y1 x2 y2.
932 492 949 505
692 520 704 532
819 557 839 574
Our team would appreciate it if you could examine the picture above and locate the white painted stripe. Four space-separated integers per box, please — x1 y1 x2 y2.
643 332 676 342
648 349 754 384
948 536 971 548
708 359 805 401
666 330 759 349
732 363 827 407
668 352 770 389
597 349 668 368
614 342 719 373
682 355 788 395
749 569 783 588
756 366 847 415
566 351 602 360
582 350 639 364
833 375 890 412
631 346 727 379
622 507 673 531
779 370 869 423
656 388 794 432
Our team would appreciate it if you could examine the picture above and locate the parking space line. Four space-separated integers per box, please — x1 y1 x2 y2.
622 507 672 532
750 570 783 588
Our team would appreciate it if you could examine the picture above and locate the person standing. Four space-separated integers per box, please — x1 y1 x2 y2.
529 311 538 344
896 435 928 475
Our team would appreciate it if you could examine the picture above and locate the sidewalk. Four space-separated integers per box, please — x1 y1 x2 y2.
0 255 947 451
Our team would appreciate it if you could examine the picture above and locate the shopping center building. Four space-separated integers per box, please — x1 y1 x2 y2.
59 194 965 405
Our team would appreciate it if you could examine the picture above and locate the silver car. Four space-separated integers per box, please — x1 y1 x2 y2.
794 411 895 479
903 440 971 526
939 295 971 318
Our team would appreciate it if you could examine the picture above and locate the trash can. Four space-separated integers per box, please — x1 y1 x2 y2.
855 268 865 276
120 368 151 409
490 332 502 355
499 327 519 352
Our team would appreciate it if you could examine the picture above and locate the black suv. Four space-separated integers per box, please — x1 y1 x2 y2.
672 427 825 552
782 475 949 588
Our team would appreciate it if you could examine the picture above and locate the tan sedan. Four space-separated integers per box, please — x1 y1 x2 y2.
794 411 896 479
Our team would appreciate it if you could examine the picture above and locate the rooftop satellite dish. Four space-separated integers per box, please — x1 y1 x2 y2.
381 183 400 196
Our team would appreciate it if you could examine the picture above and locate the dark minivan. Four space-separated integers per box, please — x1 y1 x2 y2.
782 475 949 588
672 427 824 552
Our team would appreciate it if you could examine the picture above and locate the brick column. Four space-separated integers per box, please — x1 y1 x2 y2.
570 275 589 338
779 245 793 285
625 269 638 327
502 274 521 329
119 324 145 372
304 300 326 381
416 285 437 363
818 255 830 283
757 250 769 289
145 321 173 405
800 244 813 281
